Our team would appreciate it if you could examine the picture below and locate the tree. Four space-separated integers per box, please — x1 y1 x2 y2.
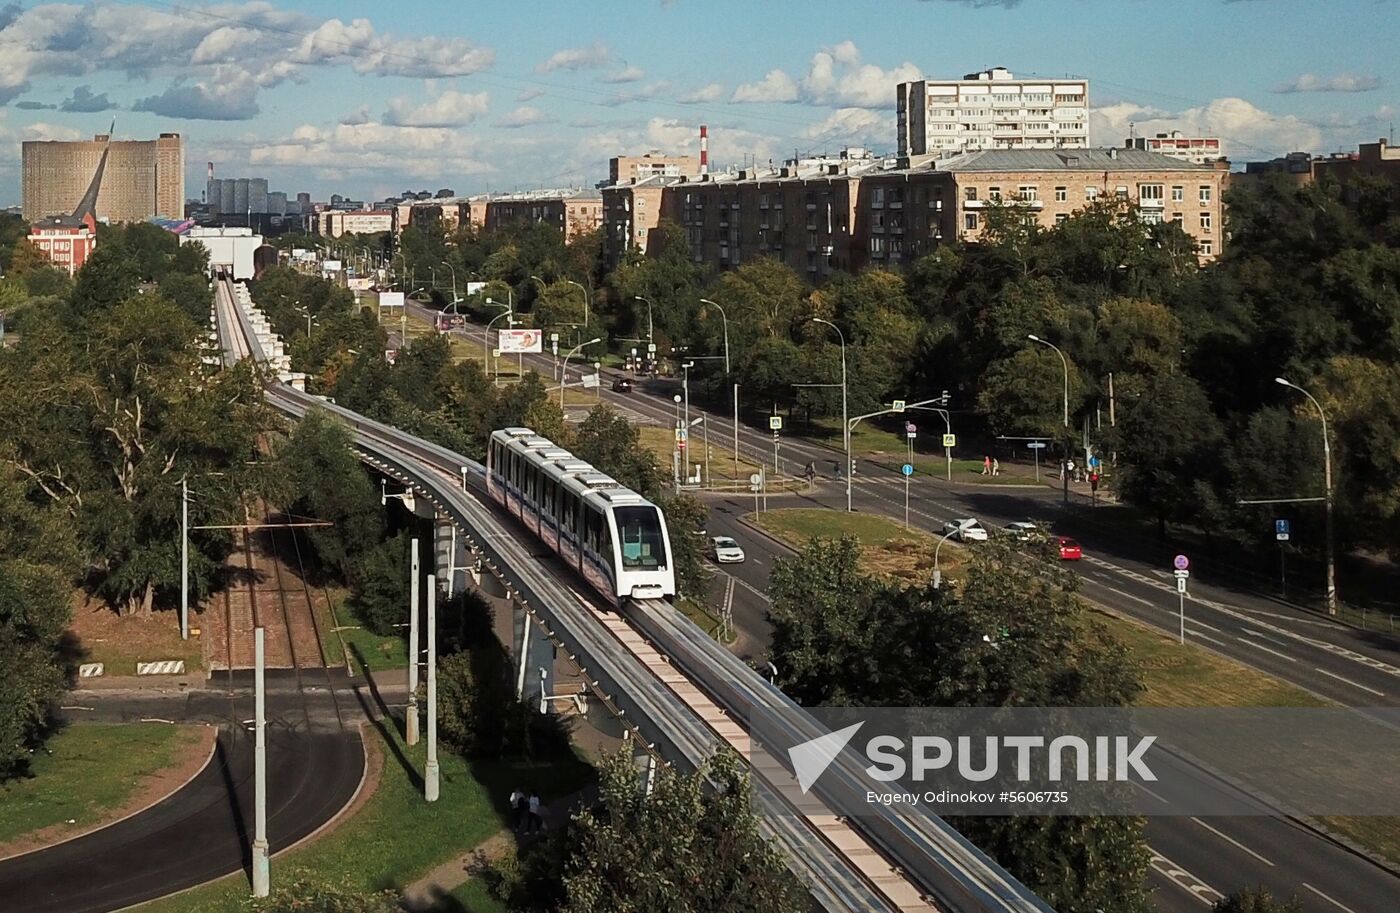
1213 888 1303 913
977 347 1085 439
345 533 408 637
571 405 660 497
1110 373 1226 538
506 749 807 913
655 494 706 599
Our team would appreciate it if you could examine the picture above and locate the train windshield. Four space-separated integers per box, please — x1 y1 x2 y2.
614 506 668 570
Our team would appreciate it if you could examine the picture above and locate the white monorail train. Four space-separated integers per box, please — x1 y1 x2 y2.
486 427 675 605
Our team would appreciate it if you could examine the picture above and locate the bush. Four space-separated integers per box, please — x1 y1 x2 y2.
437 648 571 760
247 873 397 913
346 533 407 637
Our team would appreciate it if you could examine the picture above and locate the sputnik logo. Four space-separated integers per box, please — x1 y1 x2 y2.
788 722 864 794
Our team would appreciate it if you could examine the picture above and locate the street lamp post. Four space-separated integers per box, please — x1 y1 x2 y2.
932 529 956 589
559 338 602 407
566 279 591 328
484 297 514 374
1276 377 1337 616
810 318 849 511
1028 334 1070 505
633 296 654 343
672 394 683 490
698 298 730 374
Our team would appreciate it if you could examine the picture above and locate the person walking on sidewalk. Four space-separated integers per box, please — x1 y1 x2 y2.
991 458 1000 477
527 792 542 833
982 455 992 475
509 786 527 832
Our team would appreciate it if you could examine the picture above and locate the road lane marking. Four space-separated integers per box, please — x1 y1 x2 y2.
1187 630 1232 649
1303 883 1360 913
1149 850 1223 905
1189 817 1275 866
1093 582 1158 608
1313 667 1384 697
1237 639 1298 662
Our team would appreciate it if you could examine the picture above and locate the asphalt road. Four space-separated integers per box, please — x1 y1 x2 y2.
0 684 366 913
427 309 1400 911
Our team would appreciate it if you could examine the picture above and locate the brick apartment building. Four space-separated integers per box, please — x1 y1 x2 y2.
394 190 602 242
601 147 1226 275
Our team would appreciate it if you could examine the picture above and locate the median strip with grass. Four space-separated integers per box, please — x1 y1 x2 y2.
0 723 214 857
131 724 594 913
749 508 966 584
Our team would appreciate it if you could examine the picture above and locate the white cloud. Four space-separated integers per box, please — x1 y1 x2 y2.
678 83 725 104
1273 73 1382 94
341 105 372 126
132 67 261 121
494 106 552 128
1091 97 1325 158
382 89 489 128
800 108 886 144
537 42 610 73
600 65 645 84
732 69 798 103
798 41 920 108
730 43 918 109
249 122 494 179
517 88 546 102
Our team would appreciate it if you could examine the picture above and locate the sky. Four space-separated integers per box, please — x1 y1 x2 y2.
0 0 1396 205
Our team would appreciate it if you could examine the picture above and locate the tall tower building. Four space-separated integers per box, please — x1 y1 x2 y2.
22 132 184 223
897 68 1089 158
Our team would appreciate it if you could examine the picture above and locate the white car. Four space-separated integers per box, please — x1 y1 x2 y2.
711 536 746 563
942 518 989 542
1002 521 1041 542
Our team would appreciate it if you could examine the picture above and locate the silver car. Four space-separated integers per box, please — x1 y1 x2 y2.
711 536 746 563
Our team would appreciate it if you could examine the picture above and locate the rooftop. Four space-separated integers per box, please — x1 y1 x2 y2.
936 148 1218 173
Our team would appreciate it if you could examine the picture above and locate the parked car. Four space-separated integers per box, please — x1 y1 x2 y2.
711 536 746 563
942 518 989 542
611 378 633 393
1057 536 1083 561
1002 521 1041 541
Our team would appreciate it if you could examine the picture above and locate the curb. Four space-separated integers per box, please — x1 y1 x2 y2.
0 724 218 864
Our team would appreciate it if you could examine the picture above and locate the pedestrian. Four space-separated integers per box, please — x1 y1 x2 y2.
1067 459 1077 483
982 455 992 475
834 459 843 478
804 462 816 485
991 458 1000 477
527 792 542 833
509 786 527 832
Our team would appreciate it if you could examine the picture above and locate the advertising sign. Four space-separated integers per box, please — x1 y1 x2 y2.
498 328 543 353
321 259 342 273
465 281 487 296
378 291 405 310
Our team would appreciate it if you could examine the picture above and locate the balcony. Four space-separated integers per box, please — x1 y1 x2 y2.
1138 198 1165 209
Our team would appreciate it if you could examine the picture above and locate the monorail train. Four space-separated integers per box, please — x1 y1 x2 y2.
486 427 675 605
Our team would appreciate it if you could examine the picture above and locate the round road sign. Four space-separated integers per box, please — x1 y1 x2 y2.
901 463 914 477
1173 554 1190 571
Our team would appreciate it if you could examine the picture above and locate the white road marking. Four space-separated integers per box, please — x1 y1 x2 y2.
1093 582 1158 608
1149 850 1223 905
1189 817 1275 866
1187 618 1223 634
1303 882 1361 913
1187 630 1232 649
1312 667 1385 697
1237 638 1298 662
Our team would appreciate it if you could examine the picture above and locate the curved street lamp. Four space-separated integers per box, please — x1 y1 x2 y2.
559 337 602 407
810 317 850 511
1276 376 1337 616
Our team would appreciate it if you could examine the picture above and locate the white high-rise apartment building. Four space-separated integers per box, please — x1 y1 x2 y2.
897 67 1089 158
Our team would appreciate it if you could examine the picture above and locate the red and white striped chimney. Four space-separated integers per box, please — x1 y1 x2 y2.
699 124 709 175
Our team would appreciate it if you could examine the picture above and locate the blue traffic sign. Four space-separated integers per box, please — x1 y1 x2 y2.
1275 519 1291 541
901 463 914 476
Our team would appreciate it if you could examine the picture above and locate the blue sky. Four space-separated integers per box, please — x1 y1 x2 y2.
1 0 1395 205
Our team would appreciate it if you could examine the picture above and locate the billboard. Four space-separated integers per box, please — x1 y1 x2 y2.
465 281 487 296
321 259 342 273
378 291 405 309
498 328 543 353
348 277 372 291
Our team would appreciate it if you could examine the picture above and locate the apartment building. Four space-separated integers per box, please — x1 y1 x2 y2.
483 189 604 240
897 68 1090 158
601 177 675 266
318 209 394 237
1125 131 1224 165
860 148 1228 265
1313 138 1400 189
608 153 700 185
22 132 183 223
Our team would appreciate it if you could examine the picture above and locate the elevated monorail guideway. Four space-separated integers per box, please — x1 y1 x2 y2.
213 277 1051 913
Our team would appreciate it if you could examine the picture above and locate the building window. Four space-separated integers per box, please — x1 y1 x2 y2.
1055 213 1070 225
1115 186 1129 199
1054 186 1067 202
1018 185 1038 201
872 187 885 208
964 186 978 202
1172 185 1184 202
1200 212 1213 232
1199 185 1213 204
964 212 979 231
988 186 1002 201
1200 239 1214 256
1085 186 1099 201
1139 184 1164 201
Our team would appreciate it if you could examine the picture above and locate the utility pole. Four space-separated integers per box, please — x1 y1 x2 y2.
251 626 270 897
425 575 440 802
406 538 420 746
180 476 189 640
733 383 740 484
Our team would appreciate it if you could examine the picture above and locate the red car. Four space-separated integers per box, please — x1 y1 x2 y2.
1057 537 1083 561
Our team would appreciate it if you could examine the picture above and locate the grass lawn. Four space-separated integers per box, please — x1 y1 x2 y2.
314 584 405 674
69 604 205 674
676 594 735 644
435 879 510 912
0 723 207 849
1090 609 1400 866
751 508 967 585
637 425 768 486
131 723 594 913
